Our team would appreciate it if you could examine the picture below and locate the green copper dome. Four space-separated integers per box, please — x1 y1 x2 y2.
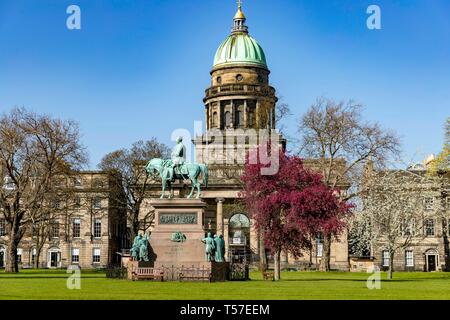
213 33 267 69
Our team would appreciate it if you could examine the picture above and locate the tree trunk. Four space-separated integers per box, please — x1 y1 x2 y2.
33 255 39 269
5 237 19 273
258 231 267 273
34 244 44 269
443 218 450 271
387 252 394 279
319 233 331 272
274 249 281 281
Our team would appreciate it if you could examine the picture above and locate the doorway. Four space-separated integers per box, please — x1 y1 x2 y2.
0 249 4 268
427 255 437 272
48 249 60 268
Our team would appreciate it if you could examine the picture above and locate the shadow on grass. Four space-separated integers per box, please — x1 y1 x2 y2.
251 278 417 283
0 275 106 279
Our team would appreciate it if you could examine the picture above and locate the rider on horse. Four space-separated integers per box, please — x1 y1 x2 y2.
169 136 186 181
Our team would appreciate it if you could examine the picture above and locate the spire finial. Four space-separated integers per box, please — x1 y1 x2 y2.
232 0 247 33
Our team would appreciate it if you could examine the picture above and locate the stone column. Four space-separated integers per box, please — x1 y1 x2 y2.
216 198 225 236
206 105 210 130
243 100 248 127
223 218 229 261
255 100 260 128
271 106 276 129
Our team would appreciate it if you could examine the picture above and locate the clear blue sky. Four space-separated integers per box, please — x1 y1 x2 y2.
0 0 448 168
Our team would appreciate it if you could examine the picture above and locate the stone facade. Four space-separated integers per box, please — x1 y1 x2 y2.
365 167 449 272
137 5 350 272
0 171 127 269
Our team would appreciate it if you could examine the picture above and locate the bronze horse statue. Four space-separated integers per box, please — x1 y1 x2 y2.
145 158 208 199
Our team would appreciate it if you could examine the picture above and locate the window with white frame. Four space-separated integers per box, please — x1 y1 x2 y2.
73 197 81 208
52 200 61 210
425 219 435 236
0 219 6 236
424 197 434 210
71 248 79 263
17 248 22 263
73 177 82 187
93 198 102 210
401 219 415 236
317 243 323 257
93 219 101 238
316 235 324 257
382 250 390 267
73 219 81 238
51 221 59 238
3 176 15 190
31 248 36 265
93 248 101 263
405 250 414 267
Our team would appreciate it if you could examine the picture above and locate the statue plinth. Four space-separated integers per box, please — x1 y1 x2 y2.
149 198 209 267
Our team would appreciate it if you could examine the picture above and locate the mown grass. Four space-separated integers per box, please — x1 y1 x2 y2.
0 269 449 300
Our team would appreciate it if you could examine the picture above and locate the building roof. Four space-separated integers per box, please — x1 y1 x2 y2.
213 3 267 70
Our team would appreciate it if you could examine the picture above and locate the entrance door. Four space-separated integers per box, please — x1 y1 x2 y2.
50 252 59 268
427 255 436 272
0 251 4 268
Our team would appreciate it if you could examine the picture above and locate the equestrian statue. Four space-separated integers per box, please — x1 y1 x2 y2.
145 136 208 199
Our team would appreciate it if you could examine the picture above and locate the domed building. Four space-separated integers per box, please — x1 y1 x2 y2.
203 3 277 132
191 3 285 270
141 2 349 273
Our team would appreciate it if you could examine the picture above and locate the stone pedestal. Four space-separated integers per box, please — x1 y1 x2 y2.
149 198 208 267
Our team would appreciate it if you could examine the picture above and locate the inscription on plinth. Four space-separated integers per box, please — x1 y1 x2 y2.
159 213 197 225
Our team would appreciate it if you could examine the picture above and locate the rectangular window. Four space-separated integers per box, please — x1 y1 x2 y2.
317 243 323 257
93 198 102 210
73 219 81 238
74 197 81 208
3 176 15 190
382 250 390 267
71 248 79 263
425 219 435 236
31 248 36 265
402 219 415 236
93 248 101 263
316 234 324 257
73 177 82 187
424 197 434 210
0 219 6 236
94 219 101 238
93 179 104 188
405 250 414 267
17 248 22 263
51 222 59 238
52 200 61 210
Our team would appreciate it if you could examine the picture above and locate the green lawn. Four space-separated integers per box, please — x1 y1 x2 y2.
0 269 449 300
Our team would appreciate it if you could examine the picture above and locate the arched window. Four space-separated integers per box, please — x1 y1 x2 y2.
229 213 250 245
229 214 250 229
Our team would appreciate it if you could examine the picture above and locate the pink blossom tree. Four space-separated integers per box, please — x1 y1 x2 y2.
241 147 351 280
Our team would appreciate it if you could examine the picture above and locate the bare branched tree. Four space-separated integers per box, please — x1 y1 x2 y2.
0 107 87 272
98 139 170 241
356 168 439 279
297 97 401 271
